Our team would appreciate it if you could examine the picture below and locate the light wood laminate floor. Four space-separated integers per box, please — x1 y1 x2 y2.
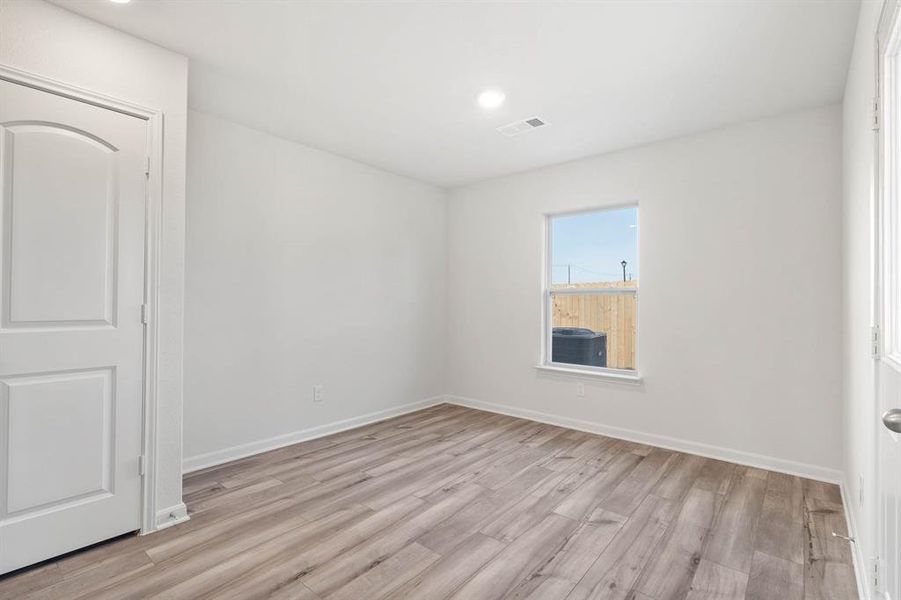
0 404 858 600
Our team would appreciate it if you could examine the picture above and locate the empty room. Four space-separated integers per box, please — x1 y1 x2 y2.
0 0 897 598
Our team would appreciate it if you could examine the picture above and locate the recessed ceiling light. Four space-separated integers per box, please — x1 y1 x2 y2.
477 89 506 110
110 0 131 4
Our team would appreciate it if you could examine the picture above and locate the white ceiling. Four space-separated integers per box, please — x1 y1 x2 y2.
54 0 860 188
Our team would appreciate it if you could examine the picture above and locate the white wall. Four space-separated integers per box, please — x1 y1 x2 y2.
447 105 843 479
843 1 882 598
0 0 188 527
183 110 447 466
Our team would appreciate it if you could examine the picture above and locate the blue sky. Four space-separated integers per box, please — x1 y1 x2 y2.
551 206 638 284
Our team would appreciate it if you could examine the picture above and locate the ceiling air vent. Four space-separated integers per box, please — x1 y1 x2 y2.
496 116 548 137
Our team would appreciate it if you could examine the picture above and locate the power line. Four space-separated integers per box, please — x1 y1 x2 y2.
552 264 627 278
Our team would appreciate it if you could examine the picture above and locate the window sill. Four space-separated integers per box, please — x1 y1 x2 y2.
534 364 643 385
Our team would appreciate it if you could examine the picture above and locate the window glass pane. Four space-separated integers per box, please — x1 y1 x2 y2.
551 292 636 370
551 207 638 289
549 206 638 371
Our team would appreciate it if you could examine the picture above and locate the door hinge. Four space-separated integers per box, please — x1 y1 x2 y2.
873 555 881 590
141 303 149 325
873 96 881 131
144 155 151 176
138 455 146 477
871 325 880 358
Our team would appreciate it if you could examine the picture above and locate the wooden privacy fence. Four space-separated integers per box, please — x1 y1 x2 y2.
551 281 637 370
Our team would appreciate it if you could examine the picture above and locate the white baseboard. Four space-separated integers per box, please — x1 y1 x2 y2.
152 502 190 531
445 394 843 484
840 480 872 600
182 396 446 474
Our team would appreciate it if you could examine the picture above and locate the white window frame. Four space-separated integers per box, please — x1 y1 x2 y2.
537 205 641 383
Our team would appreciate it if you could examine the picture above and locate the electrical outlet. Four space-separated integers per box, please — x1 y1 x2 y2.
312 384 323 403
576 382 585 397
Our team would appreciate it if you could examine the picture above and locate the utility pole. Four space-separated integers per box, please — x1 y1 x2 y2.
621 260 627 282
567 264 572 285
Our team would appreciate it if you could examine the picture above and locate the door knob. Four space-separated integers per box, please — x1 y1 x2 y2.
883 409 901 433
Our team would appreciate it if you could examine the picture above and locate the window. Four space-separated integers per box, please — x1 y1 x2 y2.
542 206 638 378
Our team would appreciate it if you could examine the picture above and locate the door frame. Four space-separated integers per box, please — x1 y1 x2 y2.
876 2 901 597
0 64 165 535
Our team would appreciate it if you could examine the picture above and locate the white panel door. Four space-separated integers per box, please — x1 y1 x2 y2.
880 5 901 597
0 78 147 574
878 360 901 599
